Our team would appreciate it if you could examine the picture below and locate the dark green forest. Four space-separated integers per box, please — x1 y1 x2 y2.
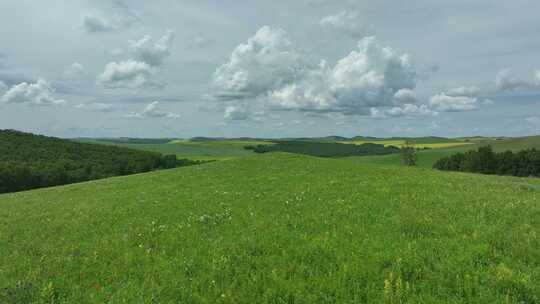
433 145 540 177
246 141 400 158
0 130 203 194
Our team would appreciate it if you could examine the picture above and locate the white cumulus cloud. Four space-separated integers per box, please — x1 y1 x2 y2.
126 101 179 118
535 70 540 86
129 30 175 67
1 78 66 106
429 93 478 112
393 88 418 104
328 36 416 108
213 26 311 101
97 60 155 89
270 36 417 114
370 104 435 119
98 31 174 90
215 28 419 119
386 104 436 117
268 61 336 111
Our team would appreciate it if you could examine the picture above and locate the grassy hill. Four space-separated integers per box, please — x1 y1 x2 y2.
1 153 539 303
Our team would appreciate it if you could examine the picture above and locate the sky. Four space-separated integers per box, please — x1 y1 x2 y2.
0 0 539 138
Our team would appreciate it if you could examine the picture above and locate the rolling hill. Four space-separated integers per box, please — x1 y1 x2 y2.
0 130 199 194
1 153 539 303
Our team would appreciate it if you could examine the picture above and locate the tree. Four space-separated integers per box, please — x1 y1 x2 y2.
401 141 418 166
433 146 540 178
0 129 206 194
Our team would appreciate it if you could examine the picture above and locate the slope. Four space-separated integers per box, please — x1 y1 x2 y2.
0 153 539 303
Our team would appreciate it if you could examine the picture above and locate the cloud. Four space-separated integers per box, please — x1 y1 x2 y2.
97 60 157 89
393 89 418 104
370 103 436 119
224 106 249 120
75 102 114 112
446 85 481 97
495 68 531 91
81 2 139 33
429 93 478 112
328 36 416 108
82 14 117 33
1 78 66 105
267 62 336 112
269 36 417 113
63 62 86 79
535 70 540 86
215 28 420 119
98 31 174 89
213 26 310 100
126 101 179 118
320 11 367 37
129 30 175 66
386 104 436 117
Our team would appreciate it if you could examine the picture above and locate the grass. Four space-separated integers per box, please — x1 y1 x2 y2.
1 153 540 303
78 139 267 161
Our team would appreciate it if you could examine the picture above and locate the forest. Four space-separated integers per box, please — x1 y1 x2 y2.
246 141 400 158
433 145 540 177
0 130 203 194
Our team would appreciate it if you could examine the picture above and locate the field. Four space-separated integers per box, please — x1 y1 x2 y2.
79 137 479 162
1 153 540 303
78 139 273 161
340 140 473 150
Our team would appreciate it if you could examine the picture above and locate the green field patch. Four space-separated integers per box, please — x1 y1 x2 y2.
81 140 263 161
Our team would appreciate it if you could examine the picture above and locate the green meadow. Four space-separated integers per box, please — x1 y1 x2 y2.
1 148 540 302
2 135 540 302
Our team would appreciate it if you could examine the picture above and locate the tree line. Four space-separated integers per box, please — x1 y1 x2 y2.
245 141 400 158
433 145 540 177
0 130 205 194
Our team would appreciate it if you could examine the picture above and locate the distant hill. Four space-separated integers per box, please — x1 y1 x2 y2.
77 137 178 144
80 135 469 144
